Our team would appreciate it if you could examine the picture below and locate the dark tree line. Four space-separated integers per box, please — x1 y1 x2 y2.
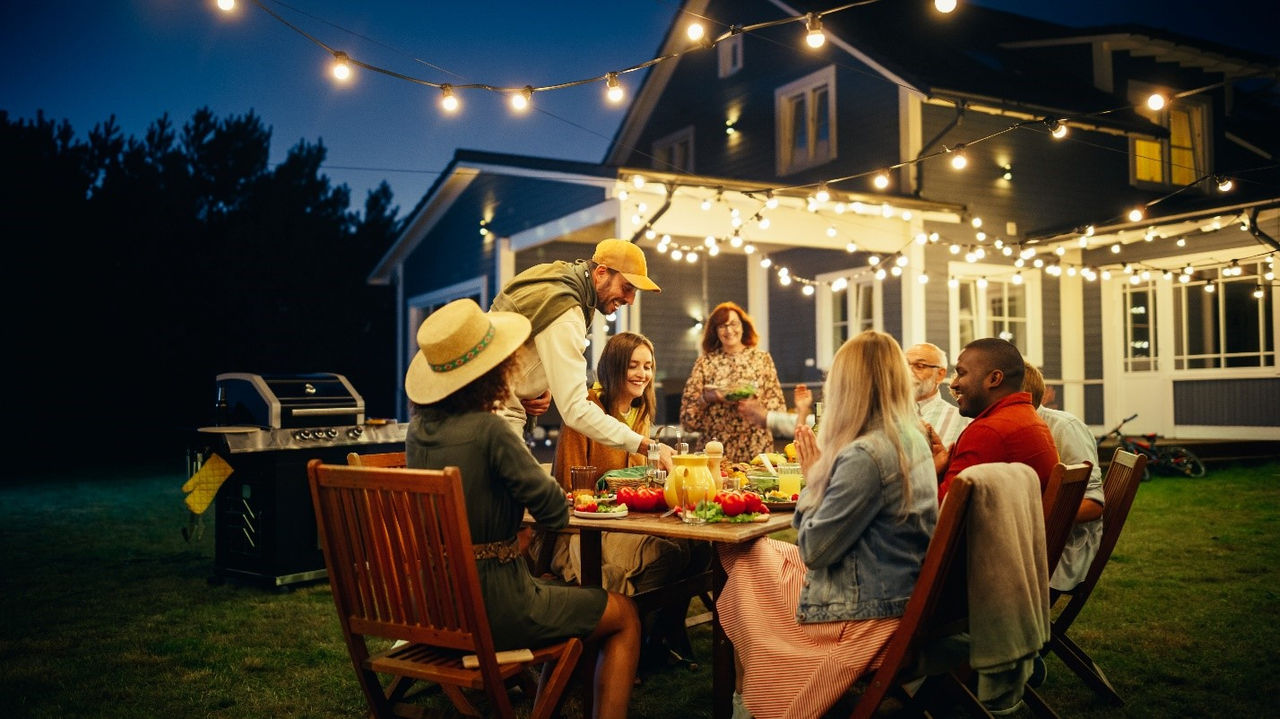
1 108 402 471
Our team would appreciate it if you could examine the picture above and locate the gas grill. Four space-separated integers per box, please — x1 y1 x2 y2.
191 372 407 590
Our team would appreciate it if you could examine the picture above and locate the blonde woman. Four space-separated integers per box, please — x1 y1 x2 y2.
716 330 939 719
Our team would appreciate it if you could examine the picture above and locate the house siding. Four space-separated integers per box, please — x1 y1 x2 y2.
1173 379 1280 425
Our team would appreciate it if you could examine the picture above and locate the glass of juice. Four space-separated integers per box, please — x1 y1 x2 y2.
777 463 803 498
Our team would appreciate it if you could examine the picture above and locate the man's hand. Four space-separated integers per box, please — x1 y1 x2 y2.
736 398 768 428
794 423 820 477
793 384 813 424
520 390 552 417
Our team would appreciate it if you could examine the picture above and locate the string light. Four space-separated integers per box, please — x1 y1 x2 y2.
1127 207 1145 222
814 182 831 204
605 73 625 104
950 145 968 170
510 86 533 112
216 0 235 11
330 51 352 82
686 22 705 42
1217 177 1234 192
1147 92 1167 111
935 0 958 12
873 171 890 189
440 84 459 113
1048 119 1068 139
805 13 826 49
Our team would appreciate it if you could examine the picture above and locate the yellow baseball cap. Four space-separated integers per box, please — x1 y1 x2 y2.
592 238 661 292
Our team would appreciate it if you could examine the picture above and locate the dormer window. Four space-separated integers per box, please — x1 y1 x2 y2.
718 34 743 77
652 126 694 173
775 66 837 175
1130 84 1209 189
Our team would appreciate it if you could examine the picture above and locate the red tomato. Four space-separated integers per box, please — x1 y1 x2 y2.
717 491 746 517
647 487 667 511
617 487 636 509
742 491 763 513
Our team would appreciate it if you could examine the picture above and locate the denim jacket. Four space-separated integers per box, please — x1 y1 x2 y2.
793 425 938 623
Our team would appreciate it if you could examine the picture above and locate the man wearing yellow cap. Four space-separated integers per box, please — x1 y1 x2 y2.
492 239 671 464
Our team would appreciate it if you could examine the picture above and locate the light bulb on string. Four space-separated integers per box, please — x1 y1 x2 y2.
605 73 625 104
802 284 816 296
510 86 533 112
687 22 705 42
331 52 353 82
890 265 903 277
744 244 756 254
805 13 825 48
439 84 459 113
216 0 235 11
873 171 890 190
686 251 698 263
730 234 743 248
765 191 778 209
814 182 830 204
1048 119 1068 139
670 248 683 261
760 256 772 269
948 276 959 288
758 216 771 230
1110 243 1121 254
845 242 858 253
874 267 887 280
950 145 968 170
976 276 989 289
1204 282 1216 293
1147 93 1167 111
1012 271 1024 285
949 243 961 255
918 272 930 284
779 273 792 286
1128 207 1145 222
1217 177 1234 192
831 277 849 292
935 0 958 13
1255 285 1266 299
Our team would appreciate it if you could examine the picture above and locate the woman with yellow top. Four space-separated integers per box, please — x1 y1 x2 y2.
552 331 710 668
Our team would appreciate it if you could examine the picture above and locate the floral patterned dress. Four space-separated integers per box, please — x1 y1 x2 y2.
679 347 785 463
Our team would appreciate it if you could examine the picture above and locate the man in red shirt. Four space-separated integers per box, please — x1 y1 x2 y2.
933 338 1058 501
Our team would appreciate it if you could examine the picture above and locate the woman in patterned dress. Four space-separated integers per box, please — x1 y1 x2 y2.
679 301 786 463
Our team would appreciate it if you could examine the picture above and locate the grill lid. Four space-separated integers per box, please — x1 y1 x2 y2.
216 372 365 428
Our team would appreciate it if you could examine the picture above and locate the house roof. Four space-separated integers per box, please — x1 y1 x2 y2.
369 149 620 283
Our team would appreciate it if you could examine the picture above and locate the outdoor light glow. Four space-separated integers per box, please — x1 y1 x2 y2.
744 244 756 254
826 226 837 238
217 0 235 11
935 0 958 13
1012 271 1024 285
671 249 683 260
686 251 698 263
873 171 890 189
977 276 989 289
632 174 646 189
1147 93 1167 111
758 217 771 229
765 192 778 209
1217 177 1234 192
605 74 625 104
948 276 959 288
815 183 830 203
510 86 533 112
802 284 815 296
1128 207 1145 222
687 22 705 42
1111 243 1121 254
831 277 848 292
950 149 968 170
1050 120 1068 139
805 14 826 48
760 257 772 269
918 272 930 284
331 52 352 81
440 85 459 113
845 242 858 253
971 217 983 228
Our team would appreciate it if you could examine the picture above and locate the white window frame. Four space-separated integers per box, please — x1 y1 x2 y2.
1129 81 1210 190
775 65 837 176
1122 279 1159 372
718 34 743 77
946 262 1043 365
1173 262 1277 371
652 125 695 173
814 267 881 370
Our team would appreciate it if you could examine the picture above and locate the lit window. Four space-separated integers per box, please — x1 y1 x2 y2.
1174 262 1275 369
652 126 694 173
775 66 837 175
948 263 1041 360
815 267 879 369
718 34 743 77
1123 282 1158 372
1130 85 1207 189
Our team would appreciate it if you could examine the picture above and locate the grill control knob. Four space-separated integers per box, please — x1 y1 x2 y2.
326 428 339 439
347 425 364 439
295 429 313 441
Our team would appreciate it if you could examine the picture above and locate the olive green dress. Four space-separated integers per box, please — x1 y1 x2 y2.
406 408 607 650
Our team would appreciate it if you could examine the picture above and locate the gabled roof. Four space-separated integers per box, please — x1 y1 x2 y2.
369 149 619 283
609 0 1280 162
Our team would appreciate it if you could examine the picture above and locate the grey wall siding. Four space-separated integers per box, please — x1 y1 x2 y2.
1173 379 1280 426
1041 277 1061 378
923 243 953 352
882 276 903 340
1082 280 1103 380
1084 383 1104 425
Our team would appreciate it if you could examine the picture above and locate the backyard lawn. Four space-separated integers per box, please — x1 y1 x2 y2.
1 460 1277 717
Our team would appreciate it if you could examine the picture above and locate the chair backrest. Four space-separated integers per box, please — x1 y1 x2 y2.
852 477 975 719
345 450 407 468
1054 449 1147 631
307 459 497 655
1041 461 1093 575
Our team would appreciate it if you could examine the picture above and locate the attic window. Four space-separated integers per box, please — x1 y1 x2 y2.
775 65 837 175
653 126 694 173
1129 84 1208 189
718 34 743 77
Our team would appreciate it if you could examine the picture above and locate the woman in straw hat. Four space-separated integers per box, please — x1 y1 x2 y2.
405 298 640 719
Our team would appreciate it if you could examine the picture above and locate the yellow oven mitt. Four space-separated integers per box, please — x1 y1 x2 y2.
183 453 234 515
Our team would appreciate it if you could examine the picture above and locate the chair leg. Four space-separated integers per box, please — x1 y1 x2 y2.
1022 686 1061 719
1047 632 1124 706
530 640 584 719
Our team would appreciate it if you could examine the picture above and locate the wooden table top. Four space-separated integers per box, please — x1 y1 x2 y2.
562 508 793 543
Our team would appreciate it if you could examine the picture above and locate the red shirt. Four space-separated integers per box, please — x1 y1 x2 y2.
938 391 1059 501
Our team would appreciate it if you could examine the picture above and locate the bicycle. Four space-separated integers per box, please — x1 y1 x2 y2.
1096 413 1207 480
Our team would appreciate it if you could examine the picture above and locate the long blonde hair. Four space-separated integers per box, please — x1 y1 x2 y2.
806 330 922 514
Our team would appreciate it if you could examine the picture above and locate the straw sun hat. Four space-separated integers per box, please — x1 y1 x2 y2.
405 298 531 405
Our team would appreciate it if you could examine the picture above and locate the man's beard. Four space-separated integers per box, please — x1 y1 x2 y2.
913 374 938 402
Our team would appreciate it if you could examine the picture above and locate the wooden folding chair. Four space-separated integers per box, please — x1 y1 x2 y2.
1044 449 1147 705
842 475 990 719
307 459 582 719
1041 461 1093 577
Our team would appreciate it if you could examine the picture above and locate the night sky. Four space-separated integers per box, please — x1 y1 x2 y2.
2 0 1274 215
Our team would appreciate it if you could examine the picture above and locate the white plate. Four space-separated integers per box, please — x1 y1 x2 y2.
574 507 628 520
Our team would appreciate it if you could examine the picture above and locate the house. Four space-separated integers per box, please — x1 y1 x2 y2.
371 0 1280 441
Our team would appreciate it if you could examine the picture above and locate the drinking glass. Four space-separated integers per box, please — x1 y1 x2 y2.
777 463 803 498
570 465 597 502
678 481 706 525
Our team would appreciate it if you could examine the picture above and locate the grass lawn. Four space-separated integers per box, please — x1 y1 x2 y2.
1 461 1277 717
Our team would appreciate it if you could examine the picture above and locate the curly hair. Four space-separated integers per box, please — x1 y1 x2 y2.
413 354 519 416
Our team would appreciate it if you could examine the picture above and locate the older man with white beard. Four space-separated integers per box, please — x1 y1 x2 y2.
906 342 969 447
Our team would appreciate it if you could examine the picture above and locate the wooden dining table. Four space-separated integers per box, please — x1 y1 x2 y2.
531 508 795 719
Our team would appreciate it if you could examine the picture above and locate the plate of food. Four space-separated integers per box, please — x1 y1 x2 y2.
574 505 629 519
761 490 798 511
